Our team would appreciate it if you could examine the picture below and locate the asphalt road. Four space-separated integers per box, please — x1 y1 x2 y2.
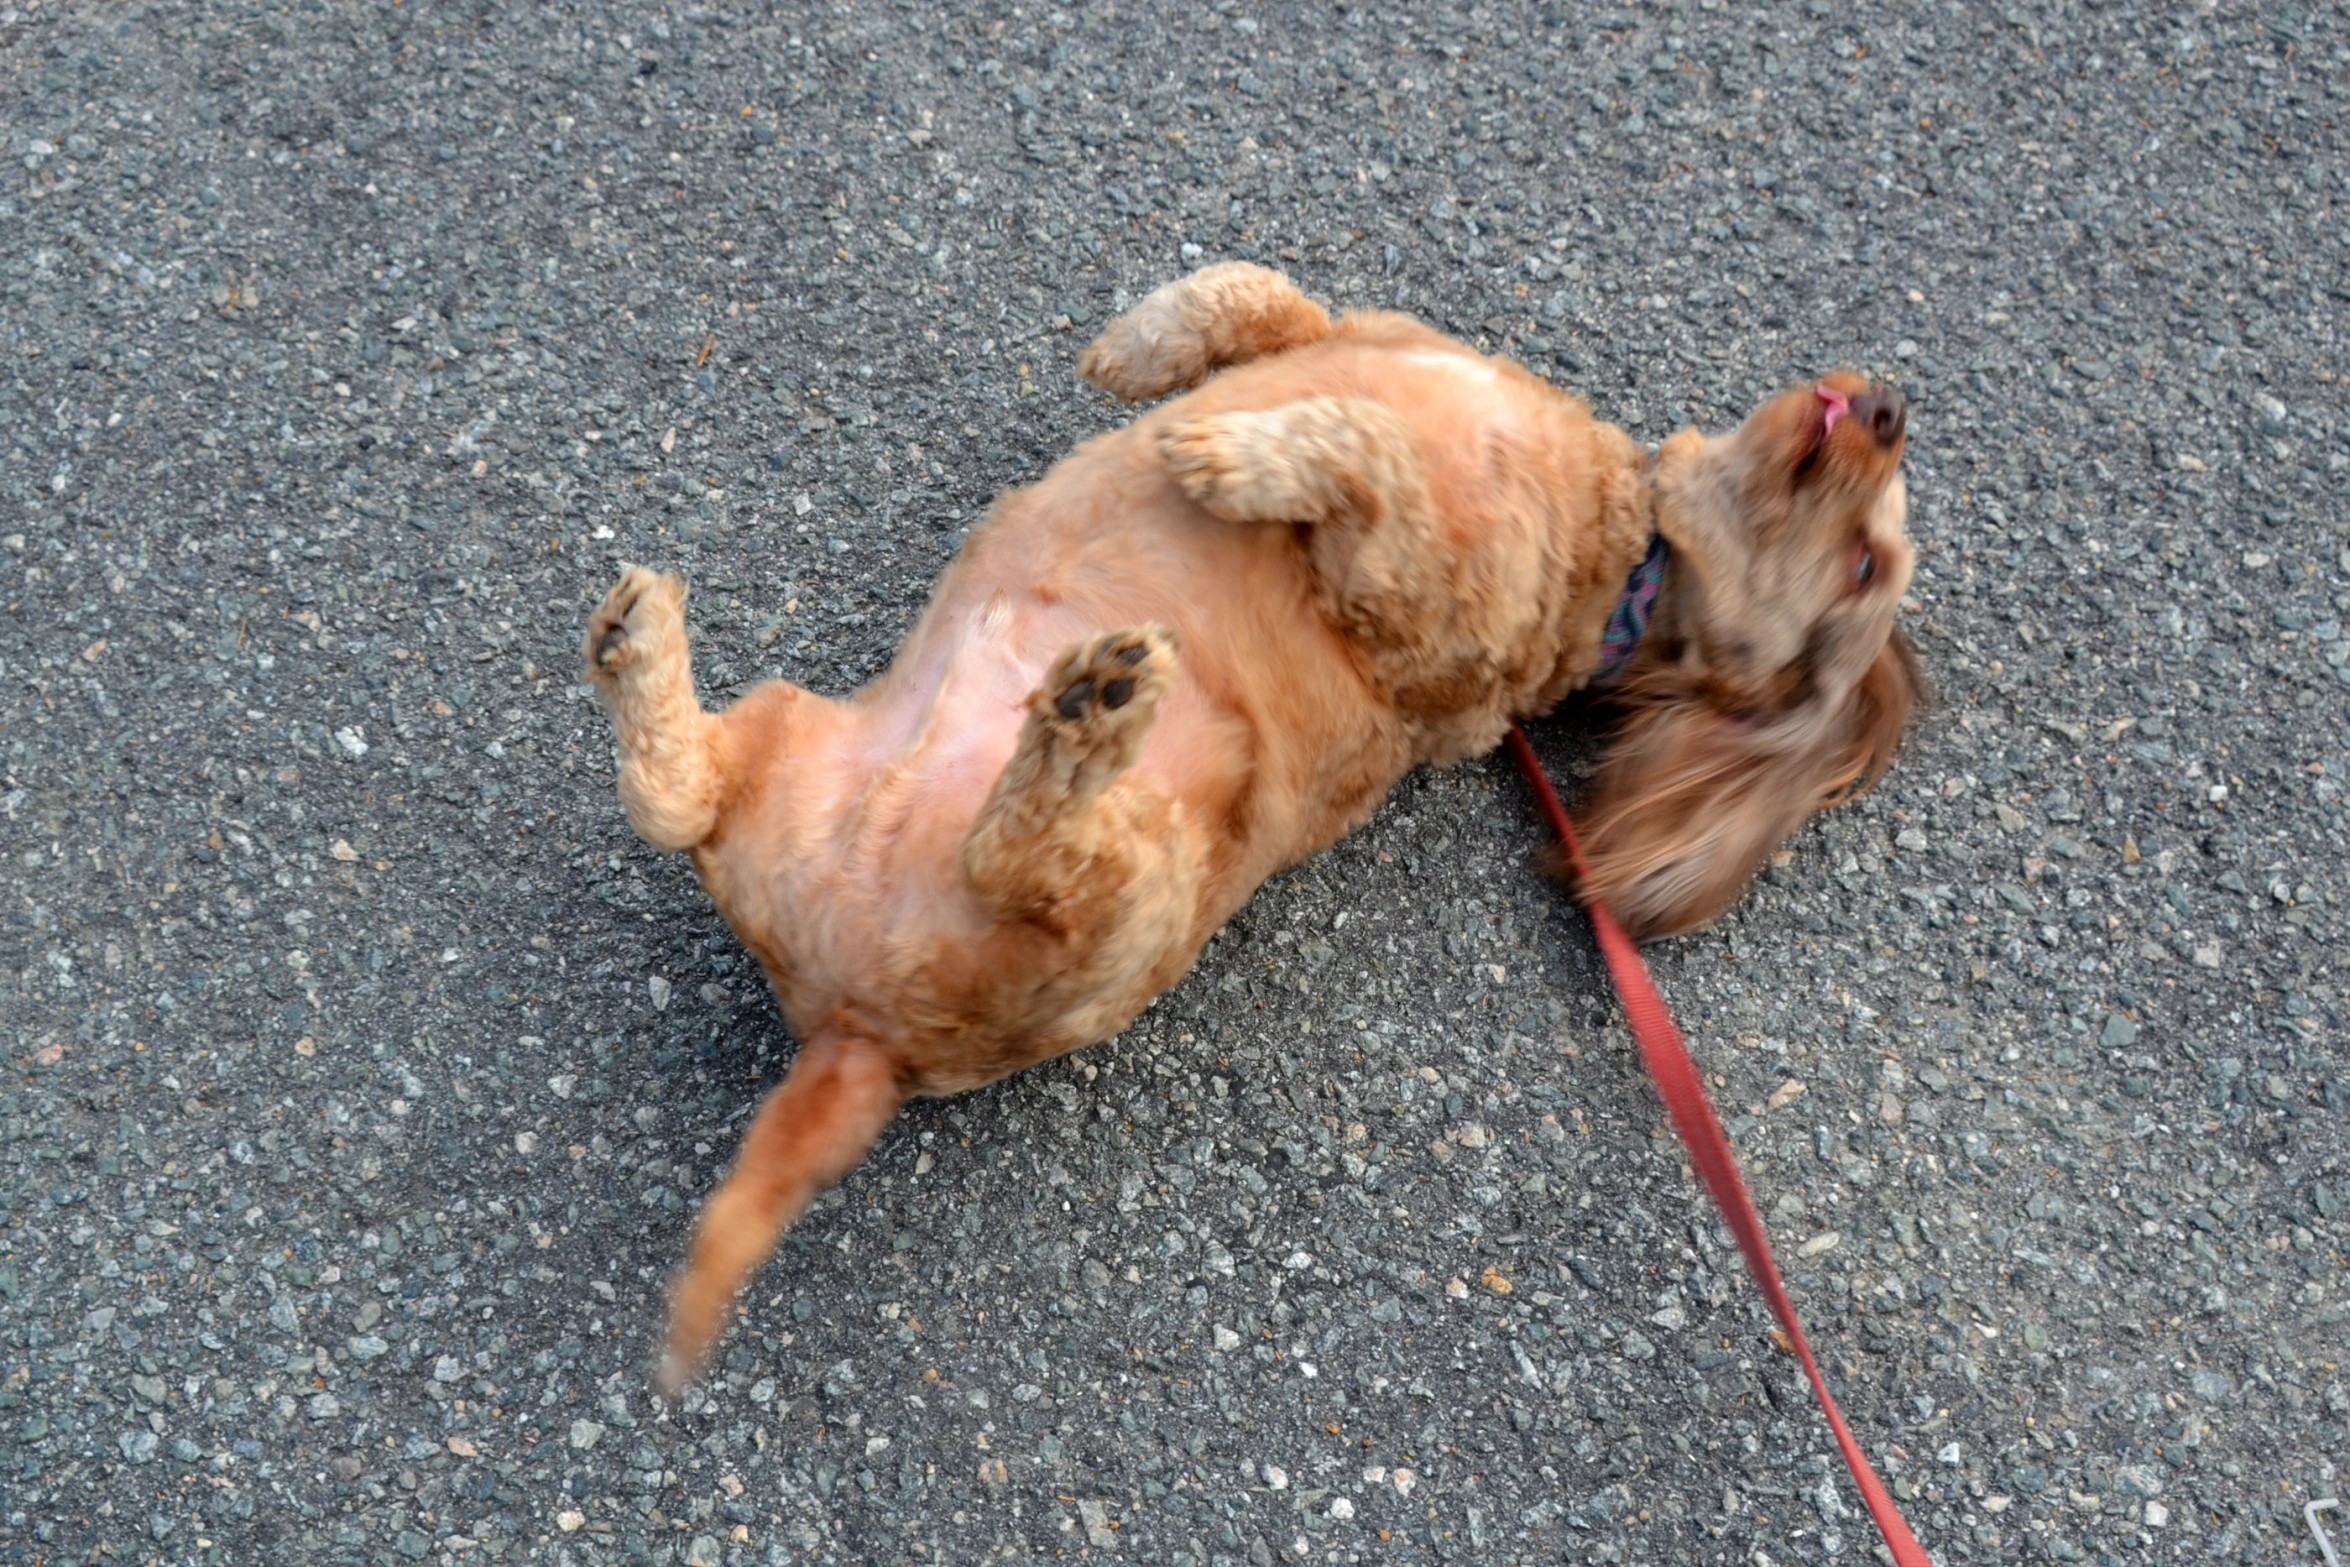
3 2 2346 1564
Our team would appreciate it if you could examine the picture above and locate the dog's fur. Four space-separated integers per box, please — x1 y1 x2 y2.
582 264 1917 1390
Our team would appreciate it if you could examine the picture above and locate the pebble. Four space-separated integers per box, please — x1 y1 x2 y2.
2192 1370 2235 1405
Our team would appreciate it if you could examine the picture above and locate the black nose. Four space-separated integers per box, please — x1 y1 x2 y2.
1850 386 1906 447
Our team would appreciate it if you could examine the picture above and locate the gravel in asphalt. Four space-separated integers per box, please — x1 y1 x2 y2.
1 2 2345 1565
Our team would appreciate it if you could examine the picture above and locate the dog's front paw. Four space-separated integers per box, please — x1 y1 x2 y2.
1158 412 1302 523
1077 302 1193 403
1159 416 1247 512
584 565 684 680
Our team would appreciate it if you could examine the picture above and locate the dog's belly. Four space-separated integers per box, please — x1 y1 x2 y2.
710 538 1404 1066
705 602 1219 1031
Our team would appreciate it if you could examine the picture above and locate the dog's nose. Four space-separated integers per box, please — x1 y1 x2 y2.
1850 385 1906 447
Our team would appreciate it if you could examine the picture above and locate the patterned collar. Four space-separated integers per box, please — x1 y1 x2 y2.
1593 532 1667 683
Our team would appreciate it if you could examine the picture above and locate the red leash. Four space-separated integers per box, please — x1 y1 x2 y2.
1505 725 1935 1567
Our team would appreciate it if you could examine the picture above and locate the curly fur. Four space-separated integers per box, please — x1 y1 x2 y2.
1576 371 1921 935
581 265 1918 1389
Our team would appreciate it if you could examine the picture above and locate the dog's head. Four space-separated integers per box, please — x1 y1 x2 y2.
1581 370 1922 938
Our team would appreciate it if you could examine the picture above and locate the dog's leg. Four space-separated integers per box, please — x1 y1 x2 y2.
1158 395 1425 526
1077 262 1333 402
961 626 1179 917
1159 396 1443 648
584 566 724 851
657 1034 904 1395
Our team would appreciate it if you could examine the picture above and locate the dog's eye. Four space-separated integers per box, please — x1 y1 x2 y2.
1851 546 1876 590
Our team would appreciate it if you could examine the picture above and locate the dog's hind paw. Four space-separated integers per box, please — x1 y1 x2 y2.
1034 626 1177 774
585 565 684 681
965 624 1183 906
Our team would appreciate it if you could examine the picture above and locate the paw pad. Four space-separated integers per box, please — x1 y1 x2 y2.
1046 632 1168 726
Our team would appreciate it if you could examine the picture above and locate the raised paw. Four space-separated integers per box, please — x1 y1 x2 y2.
963 624 1185 908
1157 412 1302 524
1161 397 1421 535
1076 290 1200 403
584 565 685 681
1077 262 1331 401
1033 626 1177 771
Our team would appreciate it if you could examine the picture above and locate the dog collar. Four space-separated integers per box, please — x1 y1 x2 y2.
1593 532 1667 682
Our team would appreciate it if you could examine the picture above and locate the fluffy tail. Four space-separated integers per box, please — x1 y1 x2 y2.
656 1035 905 1395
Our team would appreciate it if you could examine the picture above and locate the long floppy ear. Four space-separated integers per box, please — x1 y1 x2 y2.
1572 632 1923 939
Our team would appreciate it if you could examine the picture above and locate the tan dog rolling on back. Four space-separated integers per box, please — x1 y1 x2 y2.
583 264 1919 1391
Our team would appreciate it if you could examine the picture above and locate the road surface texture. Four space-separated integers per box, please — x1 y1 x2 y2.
2 2 2345 1565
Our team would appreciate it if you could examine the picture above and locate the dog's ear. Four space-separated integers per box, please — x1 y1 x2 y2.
1574 630 1923 939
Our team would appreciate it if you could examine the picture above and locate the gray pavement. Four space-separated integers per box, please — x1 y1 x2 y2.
2 2 2345 1564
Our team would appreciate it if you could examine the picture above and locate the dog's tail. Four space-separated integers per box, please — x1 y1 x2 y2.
657 1031 905 1396
1078 262 1333 402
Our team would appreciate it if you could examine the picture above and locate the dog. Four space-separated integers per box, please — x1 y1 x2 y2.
581 263 1918 1390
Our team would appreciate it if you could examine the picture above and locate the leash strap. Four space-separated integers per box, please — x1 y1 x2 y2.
1505 725 1936 1567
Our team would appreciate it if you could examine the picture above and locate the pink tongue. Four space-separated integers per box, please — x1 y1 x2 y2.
1816 384 1850 435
